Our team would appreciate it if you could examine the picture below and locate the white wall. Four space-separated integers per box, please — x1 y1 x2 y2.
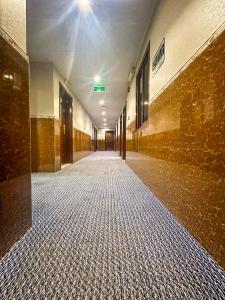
30 62 54 117
126 0 225 129
30 62 95 136
98 128 114 140
0 0 26 52
53 67 94 136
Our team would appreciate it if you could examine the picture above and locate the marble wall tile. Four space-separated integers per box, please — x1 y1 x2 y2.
31 118 56 172
0 35 31 258
126 29 225 268
54 119 61 171
97 140 105 151
31 119 92 171
73 128 92 162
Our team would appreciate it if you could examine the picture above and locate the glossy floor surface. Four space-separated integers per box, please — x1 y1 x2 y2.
0 152 225 299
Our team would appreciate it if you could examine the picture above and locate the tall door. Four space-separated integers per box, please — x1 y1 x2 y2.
120 114 122 156
105 131 115 151
92 125 98 151
94 128 98 151
60 85 73 165
122 103 127 160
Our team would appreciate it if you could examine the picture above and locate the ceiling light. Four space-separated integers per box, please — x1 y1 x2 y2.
76 0 92 14
102 112 106 116
99 100 104 105
103 118 107 121
94 75 101 83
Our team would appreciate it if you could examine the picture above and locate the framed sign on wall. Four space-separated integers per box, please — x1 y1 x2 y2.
152 38 165 77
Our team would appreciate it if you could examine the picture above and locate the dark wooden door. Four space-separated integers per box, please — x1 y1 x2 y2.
92 125 98 151
122 103 127 160
105 131 115 151
94 128 98 151
60 85 73 165
120 115 122 156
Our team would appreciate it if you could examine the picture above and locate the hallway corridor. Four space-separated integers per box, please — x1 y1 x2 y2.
0 152 225 299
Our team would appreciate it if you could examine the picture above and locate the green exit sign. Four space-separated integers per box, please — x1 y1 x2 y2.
93 86 105 92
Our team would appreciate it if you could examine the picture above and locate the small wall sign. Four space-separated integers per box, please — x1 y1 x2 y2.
92 86 105 92
152 38 165 77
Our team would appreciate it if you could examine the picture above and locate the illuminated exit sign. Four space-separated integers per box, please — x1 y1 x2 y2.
93 86 105 92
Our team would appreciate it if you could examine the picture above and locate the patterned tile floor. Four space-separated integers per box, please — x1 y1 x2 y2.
0 152 225 299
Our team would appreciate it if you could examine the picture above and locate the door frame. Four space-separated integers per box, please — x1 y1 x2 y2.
59 83 73 166
105 130 115 151
122 102 127 160
92 125 98 152
119 114 122 156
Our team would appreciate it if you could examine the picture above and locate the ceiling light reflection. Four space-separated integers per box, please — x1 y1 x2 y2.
75 0 92 15
94 75 101 83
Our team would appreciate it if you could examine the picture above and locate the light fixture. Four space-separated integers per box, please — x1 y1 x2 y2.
99 100 104 105
144 101 148 105
102 111 106 116
94 75 101 83
103 118 107 122
76 0 92 14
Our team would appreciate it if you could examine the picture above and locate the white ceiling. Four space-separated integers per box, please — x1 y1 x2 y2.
27 0 157 128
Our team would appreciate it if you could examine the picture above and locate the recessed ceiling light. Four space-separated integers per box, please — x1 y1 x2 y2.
99 100 104 105
76 0 92 14
103 118 107 122
102 111 106 116
94 75 101 83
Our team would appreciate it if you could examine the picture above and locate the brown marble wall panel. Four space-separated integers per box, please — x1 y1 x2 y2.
116 137 120 152
127 152 225 268
126 30 225 268
126 140 135 151
54 119 61 171
97 140 105 151
31 118 57 172
0 175 31 256
73 128 92 162
0 36 31 258
31 120 93 172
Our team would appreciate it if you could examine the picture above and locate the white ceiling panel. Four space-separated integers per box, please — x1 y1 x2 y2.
27 0 157 128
